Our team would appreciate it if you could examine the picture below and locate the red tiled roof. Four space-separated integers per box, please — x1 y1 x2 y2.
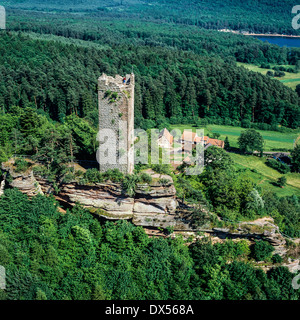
192 135 224 148
207 138 225 148
181 131 197 142
159 128 173 145
194 136 209 144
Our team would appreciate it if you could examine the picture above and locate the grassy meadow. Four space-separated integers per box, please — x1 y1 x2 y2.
237 62 300 90
169 124 300 197
231 153 300 197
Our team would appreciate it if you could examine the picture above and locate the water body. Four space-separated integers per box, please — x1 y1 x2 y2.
255 36 300 48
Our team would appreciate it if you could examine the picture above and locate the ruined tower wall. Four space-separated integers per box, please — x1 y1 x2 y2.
98 73 135 174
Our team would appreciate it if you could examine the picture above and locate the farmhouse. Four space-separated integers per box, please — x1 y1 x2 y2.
182 131 225 149
181 130 198 144
195 136 225 149
158 128 174 148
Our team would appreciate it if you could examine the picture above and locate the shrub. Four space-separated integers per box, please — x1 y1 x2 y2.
83 168 104 184
246 189 264 214
274 71 285 77
151 164 171 175
104 90 112 98
104 169 124 183
122 174 141 197
272 254 283 264
266 159 290 174
252 240 274 262
62 172 76 183
14 158 31 173
111 92 118 100
277 176 287 187
0 148 8 163
260 63 271 69
32 165 47 177
139 173 152 184
235 240 251 257
159 178 171 186
241 119 251 128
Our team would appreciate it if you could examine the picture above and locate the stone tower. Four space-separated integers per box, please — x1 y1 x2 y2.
98 73 135 174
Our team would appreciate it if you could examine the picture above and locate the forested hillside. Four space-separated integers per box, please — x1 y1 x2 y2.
0 32 299 128
0 188 298 300
3 0 299 34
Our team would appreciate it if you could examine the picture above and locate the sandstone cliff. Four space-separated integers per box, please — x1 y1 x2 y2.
1 163 183 229
1 161 298 258
1 160 44 197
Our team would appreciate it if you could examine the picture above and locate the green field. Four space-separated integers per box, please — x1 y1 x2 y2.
237 62 300 90
169 124 299 152
169 124 300 196
230 153 300 197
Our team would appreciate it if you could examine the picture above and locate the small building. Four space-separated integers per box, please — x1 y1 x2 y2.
158 128 174 149
181 130 198 144
206 138 225 149
195 136 225 149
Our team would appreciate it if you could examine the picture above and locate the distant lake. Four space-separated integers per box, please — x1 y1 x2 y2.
255 36 300 48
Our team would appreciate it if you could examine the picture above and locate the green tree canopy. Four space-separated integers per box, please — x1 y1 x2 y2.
238 129 264 154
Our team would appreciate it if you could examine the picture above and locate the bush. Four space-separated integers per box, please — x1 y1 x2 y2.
277 176 287 187
272 254 283 264
274 71 285 77
159 178 171 186
32 165 48 177
252 240 274 262
266 159 290 174
151 164 171 175
122 174 141 197
0 148 8 163
260 63 271 69
103 169 124 182
14 158 31 173
139 173 152 184
62 172 76 183
83 168 104 184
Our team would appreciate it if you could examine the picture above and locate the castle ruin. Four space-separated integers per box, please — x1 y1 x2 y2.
98 73 135 174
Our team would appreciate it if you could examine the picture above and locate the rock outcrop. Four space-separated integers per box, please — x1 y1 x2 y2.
1 162 298 254
59 182 135 220
211 217 287 253
1 162 181 228
1 161 44 197
282 258 300 273
57 180 179 226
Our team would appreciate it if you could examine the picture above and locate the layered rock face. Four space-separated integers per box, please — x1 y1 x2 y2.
57 181 179 227
212 217 287 255
1 162 180 228
1 162 298 256
1 161 43 197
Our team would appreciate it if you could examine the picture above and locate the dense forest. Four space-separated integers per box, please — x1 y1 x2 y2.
3 0 300 35
0 188 298 300
0 32 299 128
